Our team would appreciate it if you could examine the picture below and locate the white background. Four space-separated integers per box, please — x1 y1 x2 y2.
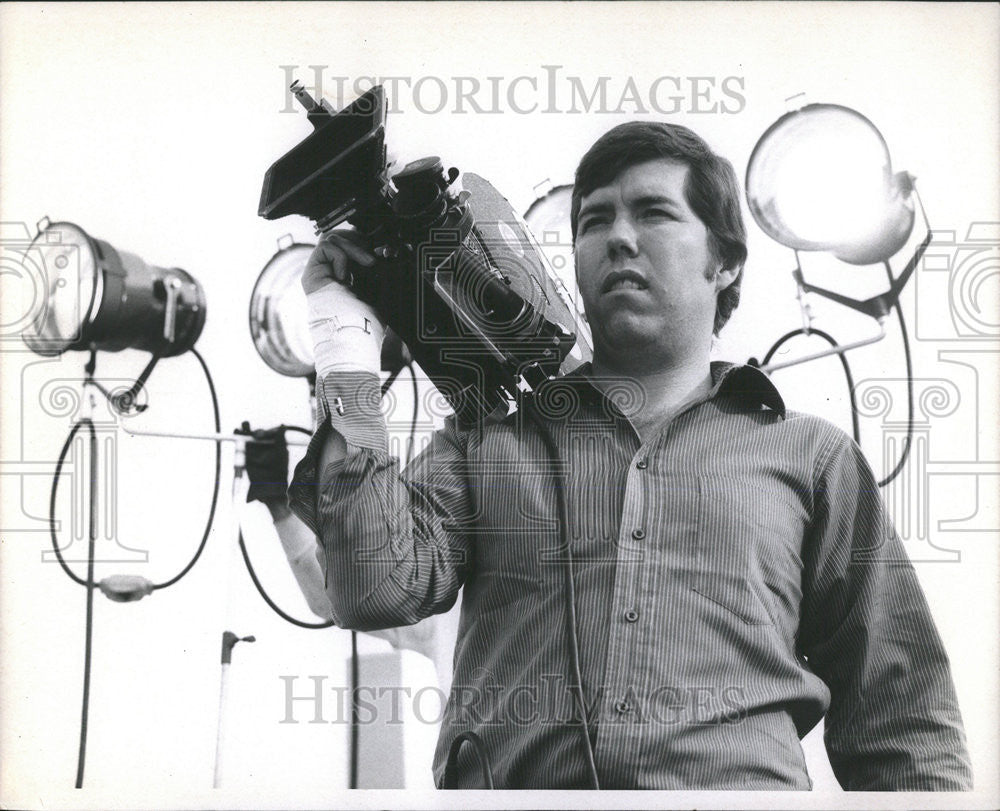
1 3 998 809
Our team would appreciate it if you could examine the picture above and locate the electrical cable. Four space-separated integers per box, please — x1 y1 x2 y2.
232 415 364 787
876 265 914 487
381 365 404 397
233 369 416 629
152 347 221 589
349 630 359 790
233 390 407 628
439 398 602 789
236 530 334 629
233 422 335 627
49 421 90 587
406 362 419 466
761 328 861 444
759 268 915 486
50 347 222 589
525 401 601 790
76 533 96 789
442 731 495 789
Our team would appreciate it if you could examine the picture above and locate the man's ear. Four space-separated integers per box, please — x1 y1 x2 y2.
714 264 740 293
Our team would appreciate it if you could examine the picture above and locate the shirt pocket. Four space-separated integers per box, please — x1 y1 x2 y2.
692 475 777 626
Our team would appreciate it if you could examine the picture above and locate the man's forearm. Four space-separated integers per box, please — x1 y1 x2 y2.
272 509 335 621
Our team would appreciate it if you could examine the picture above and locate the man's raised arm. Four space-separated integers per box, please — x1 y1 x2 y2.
288 232 474 631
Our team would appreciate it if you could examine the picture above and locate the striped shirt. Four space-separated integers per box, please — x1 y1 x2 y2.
289 361 972 790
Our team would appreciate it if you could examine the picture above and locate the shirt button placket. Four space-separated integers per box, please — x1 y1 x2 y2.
604 446 650 775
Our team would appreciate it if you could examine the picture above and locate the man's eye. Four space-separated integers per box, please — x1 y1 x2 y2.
579 217 608 233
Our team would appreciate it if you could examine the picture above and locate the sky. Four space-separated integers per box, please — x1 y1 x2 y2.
1 3 998 809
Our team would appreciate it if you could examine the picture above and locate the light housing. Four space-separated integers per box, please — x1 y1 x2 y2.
248 239 316 377
746 103 915 266
524 183 574 239
22 219 206 357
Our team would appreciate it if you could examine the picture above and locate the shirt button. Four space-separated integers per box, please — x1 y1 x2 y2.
624 609 639 623
636 458 648 469
631 528 646 540
615 699 631 714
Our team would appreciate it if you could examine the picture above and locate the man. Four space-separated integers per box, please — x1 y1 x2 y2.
288 121 972 790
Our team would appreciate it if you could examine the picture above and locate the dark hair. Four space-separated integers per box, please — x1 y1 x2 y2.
571 121 748 334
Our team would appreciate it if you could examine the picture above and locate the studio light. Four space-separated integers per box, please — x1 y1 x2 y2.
249 236 316 378
745 101 932 343
746 103 916 266
747 100 929 487
523 183 574 238
22 218 206 358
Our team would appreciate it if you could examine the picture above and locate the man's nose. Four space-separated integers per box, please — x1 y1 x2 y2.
606 216 638 259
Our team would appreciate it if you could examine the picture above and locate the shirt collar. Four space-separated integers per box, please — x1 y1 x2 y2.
559 359 786 418
708 361 786 418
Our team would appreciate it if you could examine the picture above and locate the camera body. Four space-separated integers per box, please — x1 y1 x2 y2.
259 85 583 424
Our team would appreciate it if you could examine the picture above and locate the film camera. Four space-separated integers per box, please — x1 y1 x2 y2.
258 84 586 424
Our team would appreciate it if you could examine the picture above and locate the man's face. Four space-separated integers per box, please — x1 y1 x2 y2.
574 159 728 370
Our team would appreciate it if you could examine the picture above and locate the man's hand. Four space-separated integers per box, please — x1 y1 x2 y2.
303 230 386 378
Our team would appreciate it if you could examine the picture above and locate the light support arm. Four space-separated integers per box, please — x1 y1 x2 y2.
758 319 887 374
118 425 311 446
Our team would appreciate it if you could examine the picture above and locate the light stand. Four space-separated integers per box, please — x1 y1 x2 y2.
745 102 926 486
25 220 214 786
213 631 256 788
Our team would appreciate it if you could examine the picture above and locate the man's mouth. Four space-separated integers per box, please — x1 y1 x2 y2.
602 270 649 294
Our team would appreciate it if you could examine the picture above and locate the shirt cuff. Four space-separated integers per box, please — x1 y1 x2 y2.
287 370 389 535
313 370 389 453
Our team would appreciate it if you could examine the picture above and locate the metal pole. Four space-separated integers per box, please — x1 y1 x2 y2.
212 661 230 789
212 631 255 788
75 421 98 788
212 438 257 788
119 426 310 446
760 322 887 374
